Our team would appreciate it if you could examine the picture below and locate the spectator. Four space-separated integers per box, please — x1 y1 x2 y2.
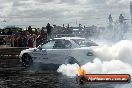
22 36 27 47
46 23 52 39
13 31 20 37
28 26 32 35
40 29 45 37
27 35 34 47
1 29 6 35
108 14 113 24
18 36 22 47
6 36 11 46
0 37 6 45
14 36 18 47
35 28 39 36
7 29 13 35
119 14 125 24
18 35 27 47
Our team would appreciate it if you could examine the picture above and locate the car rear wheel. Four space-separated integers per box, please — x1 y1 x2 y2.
65 56 79 65
21 53 33 67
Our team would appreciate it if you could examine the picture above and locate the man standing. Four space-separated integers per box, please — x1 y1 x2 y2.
28 26 32 35
108 14 113 24
46 23 52 39
119 14 124 24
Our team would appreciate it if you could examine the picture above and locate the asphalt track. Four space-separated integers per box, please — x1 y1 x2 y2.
0 59 130 88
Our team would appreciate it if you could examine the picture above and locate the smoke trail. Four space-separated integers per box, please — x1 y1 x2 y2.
93 40 132 64
57 58 132 77
57 40 132 76
57 63 79 77
82 58 132 74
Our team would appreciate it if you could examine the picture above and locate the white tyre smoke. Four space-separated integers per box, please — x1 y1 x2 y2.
94 40 132 64
57 40 132 77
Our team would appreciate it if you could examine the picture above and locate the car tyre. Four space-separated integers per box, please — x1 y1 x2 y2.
21 53 33 67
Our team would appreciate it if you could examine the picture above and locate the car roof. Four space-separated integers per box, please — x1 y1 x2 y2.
54 37 85 40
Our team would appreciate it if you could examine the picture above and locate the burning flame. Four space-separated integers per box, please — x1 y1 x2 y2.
78 67 86 76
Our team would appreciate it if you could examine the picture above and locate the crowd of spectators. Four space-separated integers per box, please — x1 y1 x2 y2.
0 23 75 47
0 25 48 47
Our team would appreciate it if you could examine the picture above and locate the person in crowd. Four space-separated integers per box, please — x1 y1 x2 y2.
36 29 47 47
13 30 20 37
0 36 6 45
18 34 27 47
108 14 113 24
1 29 6 35
28 26 32 35
6 36 11 45
119 14 125 24
46 23 52 39
27 34 34 47
35 28 39 36
7 29 13 35
18 36 22 47
14 36 18 47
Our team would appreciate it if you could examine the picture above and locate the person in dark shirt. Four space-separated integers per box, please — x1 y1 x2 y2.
46 23 52 39
7 29 13 35
108 14 113 24
1 29 6 35
119 14 124 24
28 26 32 35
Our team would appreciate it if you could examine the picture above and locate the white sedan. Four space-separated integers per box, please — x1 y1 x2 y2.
19 37 95 68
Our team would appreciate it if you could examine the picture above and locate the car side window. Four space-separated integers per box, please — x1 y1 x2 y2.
53 40 65 49
53 40 72 49
41 41 55 49
64 40 72 48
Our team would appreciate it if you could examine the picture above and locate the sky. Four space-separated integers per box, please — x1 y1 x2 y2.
0 0 131 28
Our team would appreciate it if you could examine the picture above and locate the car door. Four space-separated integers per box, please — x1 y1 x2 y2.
48 39 72 64
32 41 55 63
31 46 48 62
42 39 71 64
37 40 71 65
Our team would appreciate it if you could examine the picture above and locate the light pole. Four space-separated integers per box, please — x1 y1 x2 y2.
130 0 132 25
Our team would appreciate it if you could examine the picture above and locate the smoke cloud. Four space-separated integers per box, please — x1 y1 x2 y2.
93 40 132 64
57 63 79 77
57 40 132 76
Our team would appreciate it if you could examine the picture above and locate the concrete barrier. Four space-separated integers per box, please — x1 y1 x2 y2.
0 47 29 59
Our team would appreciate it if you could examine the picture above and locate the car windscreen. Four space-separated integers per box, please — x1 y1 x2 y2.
38 41 55 49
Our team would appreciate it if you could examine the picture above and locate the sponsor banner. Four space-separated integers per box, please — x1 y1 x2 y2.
77 74 131 84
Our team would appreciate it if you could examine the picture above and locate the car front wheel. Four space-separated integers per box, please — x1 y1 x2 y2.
21 53 33 67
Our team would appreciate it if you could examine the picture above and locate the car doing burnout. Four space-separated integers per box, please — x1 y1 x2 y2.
19 37 96 68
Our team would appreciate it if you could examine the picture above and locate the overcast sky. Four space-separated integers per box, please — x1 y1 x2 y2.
0 0 131 27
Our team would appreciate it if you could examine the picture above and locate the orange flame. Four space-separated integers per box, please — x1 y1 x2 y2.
78 67 86 76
